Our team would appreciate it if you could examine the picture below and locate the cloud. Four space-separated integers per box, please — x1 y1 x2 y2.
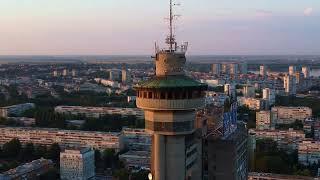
304 7 313 16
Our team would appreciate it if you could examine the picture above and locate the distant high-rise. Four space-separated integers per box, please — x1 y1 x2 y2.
243 85 255 98
212 63 222 76
53 70 58 77
289 65 296 76
62 69 68 76
230 63 239 76
239 62 248 74
295 72 303 84
60 147 95 180
284 74 297 95
262 88 275 105
134 1 207 179
71 69 77 77
222 64 229 74
109 70 120 81
121 64 130 83
302 66 310 78
259 65 266 77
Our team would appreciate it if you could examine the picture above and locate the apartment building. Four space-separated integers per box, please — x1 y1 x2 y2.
298 140 320 166
121 128 151 151
271 106 312 125
54 106 144 120
249 128 305 151
60 147 95 180
0 158 53 180
0 127 122 151
0 103 35 118
237 97 268 110
256 111 271 130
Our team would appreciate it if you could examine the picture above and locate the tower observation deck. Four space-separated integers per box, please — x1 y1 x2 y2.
134 0 207 180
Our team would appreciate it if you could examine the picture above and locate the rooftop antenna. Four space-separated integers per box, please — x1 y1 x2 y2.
166 0 176 52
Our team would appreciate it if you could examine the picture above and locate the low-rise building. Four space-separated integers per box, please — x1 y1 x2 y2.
54 106 144 120
0 127 122 151
256 111 271 130
271 106 312 125
298 140 320 166
60 147 95 180
0 158 53 180
0 103 35 118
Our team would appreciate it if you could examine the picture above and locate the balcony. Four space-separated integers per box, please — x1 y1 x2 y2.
136 98 204 110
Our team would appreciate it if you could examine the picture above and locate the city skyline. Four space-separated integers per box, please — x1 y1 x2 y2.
1 0 320 55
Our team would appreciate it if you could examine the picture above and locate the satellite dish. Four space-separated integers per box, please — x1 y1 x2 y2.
148 173 153 180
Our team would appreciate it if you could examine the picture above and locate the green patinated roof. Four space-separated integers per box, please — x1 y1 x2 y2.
134 75 208 89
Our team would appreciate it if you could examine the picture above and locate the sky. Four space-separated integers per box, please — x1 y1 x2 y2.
0 0 320 55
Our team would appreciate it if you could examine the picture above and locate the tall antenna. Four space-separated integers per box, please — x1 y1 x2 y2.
166 0 176 51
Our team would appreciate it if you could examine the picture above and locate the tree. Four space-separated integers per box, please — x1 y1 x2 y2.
19 142 35 162
2 138 21 158
103 149 116 168
47 143 61 162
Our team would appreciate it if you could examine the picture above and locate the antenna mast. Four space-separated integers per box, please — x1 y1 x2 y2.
166 0 175 51
169 0 173 51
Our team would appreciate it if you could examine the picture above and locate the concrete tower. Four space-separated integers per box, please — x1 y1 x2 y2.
134 1 207 179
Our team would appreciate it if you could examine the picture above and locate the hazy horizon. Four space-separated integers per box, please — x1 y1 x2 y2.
1 0 320 55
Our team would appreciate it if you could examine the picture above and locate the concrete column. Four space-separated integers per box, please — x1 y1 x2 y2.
154 134 166 180
165 136 185 180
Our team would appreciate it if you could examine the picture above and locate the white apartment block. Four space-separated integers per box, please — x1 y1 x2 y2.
298 141 320 166
256 111 271 130
249 128 305 150
271 106 312 125
55 106 144 120
0 127 122 151
60 147 95 180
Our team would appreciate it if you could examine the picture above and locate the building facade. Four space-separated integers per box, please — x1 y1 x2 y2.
283 74 297 95
271 106 312 125
262 88 275 105
60 147 95 180
0 127 122 151
249 128 305 151
208 123 248 180
256 111 271 130
298 140 320 166
54 106 144 120
0 158 53 180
